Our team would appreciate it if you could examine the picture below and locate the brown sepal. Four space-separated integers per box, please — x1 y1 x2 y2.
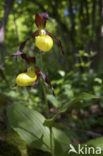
46 31 64 55
39 71 55 96
21 54 36 64
35 13 46 28
6 51 36 65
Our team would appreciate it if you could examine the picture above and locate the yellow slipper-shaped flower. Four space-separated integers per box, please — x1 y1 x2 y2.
35 35 53 52
16 72 37 87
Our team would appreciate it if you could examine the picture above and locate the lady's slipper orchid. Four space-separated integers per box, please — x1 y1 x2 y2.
7 12 64 58
34 13 64 54
9 53 55 95
6 12 64 96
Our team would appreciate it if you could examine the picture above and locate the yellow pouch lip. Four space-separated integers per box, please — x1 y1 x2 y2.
35 35 53 52
16 72 37 87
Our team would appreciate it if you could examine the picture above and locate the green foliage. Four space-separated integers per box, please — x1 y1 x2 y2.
87 137 103 150
7 104 50 152
75 50 96 68
44 92 97 127
0 0 103 155
7 104 71 155
47 94 61 108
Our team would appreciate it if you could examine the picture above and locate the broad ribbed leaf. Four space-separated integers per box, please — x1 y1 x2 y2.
53 128 71 156
7 104 50 152
7 104 71 155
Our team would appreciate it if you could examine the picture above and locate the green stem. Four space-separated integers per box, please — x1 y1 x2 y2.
40 54 50 118
43 82 50 118
40 55 54 155
50 127 54 156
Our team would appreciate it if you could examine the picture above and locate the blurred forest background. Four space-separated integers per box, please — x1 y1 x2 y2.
0 0 103 155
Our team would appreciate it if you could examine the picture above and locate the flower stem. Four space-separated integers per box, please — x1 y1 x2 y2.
43 82 50 118
40 55 54 155
50 127 54 156
40 55 50 118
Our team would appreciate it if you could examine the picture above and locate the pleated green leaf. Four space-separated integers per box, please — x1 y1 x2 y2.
7 104 71 155
7 104 51 152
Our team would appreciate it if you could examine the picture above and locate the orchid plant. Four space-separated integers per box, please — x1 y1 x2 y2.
6 12 98 156
7 13 64 95
7 13 66 156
